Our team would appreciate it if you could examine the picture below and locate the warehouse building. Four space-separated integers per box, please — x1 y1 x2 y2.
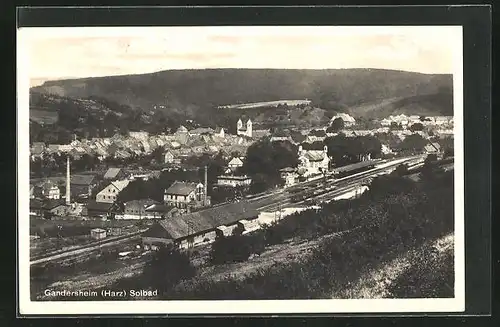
141 201 259 250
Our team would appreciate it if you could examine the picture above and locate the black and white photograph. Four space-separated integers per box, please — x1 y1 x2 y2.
17 24 464 315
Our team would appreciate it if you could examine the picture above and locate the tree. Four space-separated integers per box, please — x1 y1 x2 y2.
390 122 402 130
209 233 253 264
141 247 196 293
409 123 424 132
398 134 428 154
392 164 410 177
242 140 299 193
329 117 345 132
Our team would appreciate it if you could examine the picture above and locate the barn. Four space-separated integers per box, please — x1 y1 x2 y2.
142 201 259 249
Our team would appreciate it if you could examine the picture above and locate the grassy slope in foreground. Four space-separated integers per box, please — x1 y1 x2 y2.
139 172 455 300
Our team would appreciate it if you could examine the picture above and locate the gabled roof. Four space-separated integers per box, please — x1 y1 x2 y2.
147 201 259 240
300 141 325 151
176 125 188 133
303 152 327 162
424 143 441 152
144 203 176 213
228 157 244 166
103 168 122 179
165 181 201 196
109 180 130 192
70 174 96 186
44 199 66 210
124 198 159 208
273 129 290 137
87 201 115 212
309 129 327 137
42 182 59 193
189 127 214 135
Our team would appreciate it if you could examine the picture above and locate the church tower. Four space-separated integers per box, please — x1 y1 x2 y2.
237 119 243 133
246 119 252 138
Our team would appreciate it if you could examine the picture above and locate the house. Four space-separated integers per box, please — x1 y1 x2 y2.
144 204 179 220
43 199 68 218
251 129 271 139
163 181 208 209
189 127 214 136
227 156 244 170
279 167 298 187
216 174 252 188
128 170 161 181
141 201 259 249
30 142 46 159
215 127 225 138
85 201 119 219
270 129 291 142
122 199 160 219
70 174 98 199
129 131 149 140
164 150 180 164
41 182 61 200
424 142 442 155
306 129 327 143
103 168 127 181
297 144 330 177
96 180 130 204
236 118 253 138
91 228 107 240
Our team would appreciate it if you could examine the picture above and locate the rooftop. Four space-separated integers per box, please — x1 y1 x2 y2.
103 168 122 179
144 201 259 240
165 181 202 196
70 174 96 186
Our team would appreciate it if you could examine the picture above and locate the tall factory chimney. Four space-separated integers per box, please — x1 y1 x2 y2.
65 156 71 205
204 165 208 206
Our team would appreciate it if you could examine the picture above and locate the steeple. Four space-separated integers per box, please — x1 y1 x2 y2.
246 119 252 138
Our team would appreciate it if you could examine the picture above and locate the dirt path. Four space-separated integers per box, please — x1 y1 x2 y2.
338 233 454 299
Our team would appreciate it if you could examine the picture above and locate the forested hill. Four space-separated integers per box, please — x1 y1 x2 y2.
31 68 453 116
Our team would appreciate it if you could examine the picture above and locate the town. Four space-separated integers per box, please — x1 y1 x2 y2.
28 99 455 300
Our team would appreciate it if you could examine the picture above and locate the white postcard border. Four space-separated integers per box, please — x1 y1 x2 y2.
17 25 465 315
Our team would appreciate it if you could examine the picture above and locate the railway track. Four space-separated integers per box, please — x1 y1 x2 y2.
258 155 425 212
30 155 430 266
30 230 146 266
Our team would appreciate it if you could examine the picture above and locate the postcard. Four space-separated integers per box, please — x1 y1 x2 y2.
18 25 464 315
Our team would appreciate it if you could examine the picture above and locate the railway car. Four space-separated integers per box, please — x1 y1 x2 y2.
331 159 380 178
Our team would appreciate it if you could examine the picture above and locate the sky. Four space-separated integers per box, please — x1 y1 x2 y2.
19 26 463 87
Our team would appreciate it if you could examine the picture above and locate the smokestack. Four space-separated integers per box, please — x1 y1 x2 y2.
66 156 71 205
204 165 208 205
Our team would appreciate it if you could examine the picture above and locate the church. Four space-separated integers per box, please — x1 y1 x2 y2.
236 118 253 138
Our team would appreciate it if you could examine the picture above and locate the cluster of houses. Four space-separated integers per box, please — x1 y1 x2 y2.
30 121 264 162
380 115 454 128
29 148 257 221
